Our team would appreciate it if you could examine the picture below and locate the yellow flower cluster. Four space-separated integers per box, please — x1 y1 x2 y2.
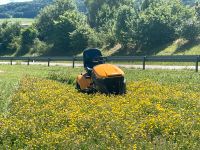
0 77 199 149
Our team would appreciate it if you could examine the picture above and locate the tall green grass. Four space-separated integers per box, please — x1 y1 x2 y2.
0 65 199 114
0 65 81 114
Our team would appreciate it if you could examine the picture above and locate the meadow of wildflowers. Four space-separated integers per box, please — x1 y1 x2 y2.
0 76 199 149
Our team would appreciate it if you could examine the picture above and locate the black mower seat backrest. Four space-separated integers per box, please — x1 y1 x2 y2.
83 48 103 69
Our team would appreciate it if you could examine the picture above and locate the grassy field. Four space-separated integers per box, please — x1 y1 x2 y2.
0 18 34 25
0 65 199 149
0 65 199 113
0 65 81 113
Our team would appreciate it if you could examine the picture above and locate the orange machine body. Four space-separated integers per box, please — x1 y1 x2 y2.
77 73 92 90
76 48 126 94
93 64 125 79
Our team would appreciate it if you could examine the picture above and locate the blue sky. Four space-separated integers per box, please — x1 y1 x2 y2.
0 0 32 5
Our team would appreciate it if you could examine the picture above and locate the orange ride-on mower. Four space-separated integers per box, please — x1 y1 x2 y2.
76 48 126 94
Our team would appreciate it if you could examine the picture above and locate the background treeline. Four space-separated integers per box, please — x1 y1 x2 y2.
182 0 197 5
0 0 87 18
0 0 54 18
0 0 200 56
0 0 197 19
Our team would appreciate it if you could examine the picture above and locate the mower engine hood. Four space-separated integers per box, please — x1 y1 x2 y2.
93 64 125 79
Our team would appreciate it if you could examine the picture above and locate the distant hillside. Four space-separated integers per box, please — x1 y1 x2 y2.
0 0 195 19
182 0 196 5
0 0 86 18
0 1 33 5
0 0 53 18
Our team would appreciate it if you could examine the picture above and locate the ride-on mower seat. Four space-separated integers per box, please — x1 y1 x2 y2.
83 48 104 75
76 48 126 94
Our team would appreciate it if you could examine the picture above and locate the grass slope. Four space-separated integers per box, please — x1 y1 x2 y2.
110 39 200 56
157 39 200 55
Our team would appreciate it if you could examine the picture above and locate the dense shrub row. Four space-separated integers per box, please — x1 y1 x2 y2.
1 0 200 56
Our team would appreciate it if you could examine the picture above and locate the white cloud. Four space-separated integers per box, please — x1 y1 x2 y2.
0 0 33 5
0 0 10 5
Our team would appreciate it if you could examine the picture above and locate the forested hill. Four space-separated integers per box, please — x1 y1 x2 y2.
182 0 196 5
0 0 196 19
0 0 53 18
0 0 86 18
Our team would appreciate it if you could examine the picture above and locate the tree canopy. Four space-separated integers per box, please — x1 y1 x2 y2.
0 0 199 56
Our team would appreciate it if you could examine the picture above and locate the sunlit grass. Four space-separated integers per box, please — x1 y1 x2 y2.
0 77 199 149
0 65 199 114
0 65 199 149
157 39 200 56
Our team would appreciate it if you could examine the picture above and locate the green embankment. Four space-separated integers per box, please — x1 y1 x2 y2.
157 39 200 56
107 39 200 57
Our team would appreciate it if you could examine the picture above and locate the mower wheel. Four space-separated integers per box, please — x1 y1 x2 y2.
76 82 81 91
119 83 126 95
